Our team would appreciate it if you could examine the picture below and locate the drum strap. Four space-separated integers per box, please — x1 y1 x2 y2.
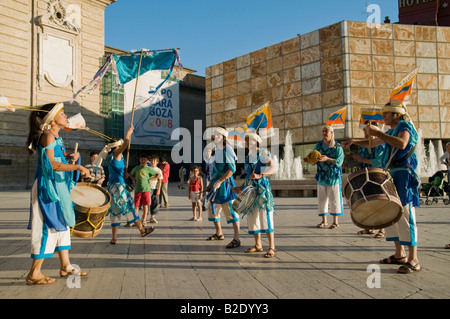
385 146 416 170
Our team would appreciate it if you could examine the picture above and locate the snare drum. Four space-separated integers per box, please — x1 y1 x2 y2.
342 167 402 230
70 182 111 238
232 185 257 215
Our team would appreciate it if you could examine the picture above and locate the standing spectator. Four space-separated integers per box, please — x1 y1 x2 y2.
178 165 186 189
158 157 170 208
201 148 213 210
148 155 162 223
82 151 106 186
188 166 203 221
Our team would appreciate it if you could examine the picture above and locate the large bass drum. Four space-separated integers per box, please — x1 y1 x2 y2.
70 183 110 238
232 185 257 215
342 167 403 230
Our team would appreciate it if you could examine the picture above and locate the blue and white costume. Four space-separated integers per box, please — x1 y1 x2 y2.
207 145 239 224
106 153 139 227
242 148 275 234
381 120 420 246
314 139 345 217
29 132 72 259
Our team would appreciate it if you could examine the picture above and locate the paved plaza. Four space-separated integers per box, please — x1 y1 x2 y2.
0 182 449 303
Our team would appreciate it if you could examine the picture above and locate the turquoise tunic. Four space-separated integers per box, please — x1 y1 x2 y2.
28 132 75 231
358 144 386 169
210 145 237 204
313 141 344 186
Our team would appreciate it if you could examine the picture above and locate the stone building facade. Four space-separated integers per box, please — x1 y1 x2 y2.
205 21 450 160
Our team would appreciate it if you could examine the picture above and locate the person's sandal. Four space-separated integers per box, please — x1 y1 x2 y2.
245 246 263 253
397 262 421 274
60 268 88 278
26 275 55 285
329 223 339 229
226 239 241 249
316 222 328 228
379 255 407 265
207 233 224 241
140 226 155 237
264 248 277 258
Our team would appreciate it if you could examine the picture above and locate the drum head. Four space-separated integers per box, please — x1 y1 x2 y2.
71 183 110 212
351 199 402 230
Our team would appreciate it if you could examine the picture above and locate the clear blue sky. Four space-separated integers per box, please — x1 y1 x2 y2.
105 0 398 76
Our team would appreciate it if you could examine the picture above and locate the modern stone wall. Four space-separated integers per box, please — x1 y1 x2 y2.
205 21 450 145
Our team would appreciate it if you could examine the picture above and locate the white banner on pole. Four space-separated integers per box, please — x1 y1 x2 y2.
124 70 180 146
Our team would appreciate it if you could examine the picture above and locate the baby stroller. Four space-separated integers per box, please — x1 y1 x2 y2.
420 170 450 205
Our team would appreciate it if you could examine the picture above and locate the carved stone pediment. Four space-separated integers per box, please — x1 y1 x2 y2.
37 0 81 34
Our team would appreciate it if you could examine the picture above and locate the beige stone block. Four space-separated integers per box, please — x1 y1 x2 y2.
211 75 223 89
417 74 438 90
372 39 393 55
224 71 236 86
205 91 211 104
251 63 266 78
266 43 282 60
372 24 393 39
351 71 373 87
303 125 323 143
439 75 450 90
418 90 439 106
374 88 391 104
322 56 342 74
237 66 251 82
320 23 341 43
205 115 212 127
237 94 252 109
304 109 323 126
407 105 419 122
283 37 300 55
351 87 374 105
302 93 322 111
283 51 300 69
416 42 437 58
322 73 343 91
237 107 251 122
302 62 321 80
212 112 225 126
211 63 223 76
237 54 251 69
300 30 320 50
284 81 302 99
393 24 415 40
285 97 302 113
206 102 211 115
251 76 266 92
267 57 283 74
211 88 223 101
205 67 212 79
205 78 212 91
272 114 286 130
439 91 450 106
268 85 284 102
374 72 395 88
211 100 224 113
419 122 440 139
223 84 237 99
394 40 415 57
438 59 450 74
418 106 440 122
441 122 450 137
251 49 266 64
348 21 371 38
417 58 438 74
284 67 301 84
290 127 304 144
394 57 417 73
252 91 267 106
440 106 450 122
237 80 251 95
321 39 342 59
267 71 283 88
415 25 437 42
438 43 450 58
224 111 236 125
302 77 322 95
322 89 344 107
301 46 320 65
437 27 450 42
350 54 372 71
223 59 236 73
373 56 394 72
349 38 371 55
285 112 303 129
270 100 285 117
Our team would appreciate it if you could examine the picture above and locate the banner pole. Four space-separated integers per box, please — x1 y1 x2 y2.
125 51 144 172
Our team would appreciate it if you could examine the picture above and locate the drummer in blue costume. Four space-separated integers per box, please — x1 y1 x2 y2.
343 103 421 274
95 125 155 245
234 132 278 258
314 125 345 229
206 127 241 249
25 102 90 285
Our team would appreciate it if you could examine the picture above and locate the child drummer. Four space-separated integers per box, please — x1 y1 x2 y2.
233 132 278 258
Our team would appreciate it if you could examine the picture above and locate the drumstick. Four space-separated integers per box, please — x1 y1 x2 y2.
368 123 372 154
72 143 78 164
